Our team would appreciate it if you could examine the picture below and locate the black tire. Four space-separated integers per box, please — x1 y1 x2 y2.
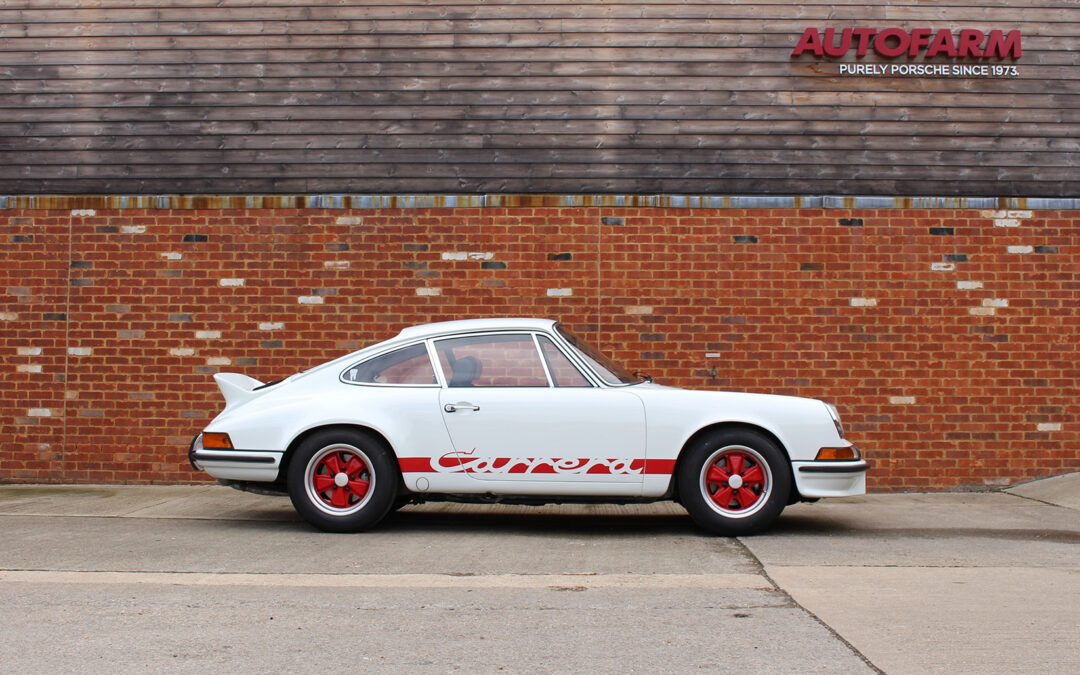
676 428 792 536
286 429 399 533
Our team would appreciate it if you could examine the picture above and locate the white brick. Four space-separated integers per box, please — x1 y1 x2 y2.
930 262 955 272
969 307 996 316
441 252 469 261
336 217 365 225
65 390 79 400
1036 423 1062 432
195 330 222 339
416 287 443 296
70 209 96 217
323 260 351 270
121 225 146 234
0 312 17 321
1006 210 1033 219
258 322 285 331
206 357 231 366
467 252 494 261
219 278 245 287
889 396 916 405
705 352 724 358
67 347 92 356
850 297 877 307
982 298 1008 308
298 296 324 304
957 281 983 290
17 347 42 356
547 288 573 297
625 305 653 315
1007 246 1033 254
979 210 1006 218
161 252 183 261
993 219 1020 228
17 364 43 373
169 347 195 357
27 408 53 417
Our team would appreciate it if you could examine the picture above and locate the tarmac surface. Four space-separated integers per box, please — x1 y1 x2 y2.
0 473 1077 673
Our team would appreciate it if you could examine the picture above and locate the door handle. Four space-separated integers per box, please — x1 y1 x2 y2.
444 402 480 413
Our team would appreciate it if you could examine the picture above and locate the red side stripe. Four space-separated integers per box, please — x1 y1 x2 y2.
643 459 677 475
398 456 676 475
397 457 434 473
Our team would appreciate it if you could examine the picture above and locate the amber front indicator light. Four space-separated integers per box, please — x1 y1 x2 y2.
815 446 861 461
202 432 234 450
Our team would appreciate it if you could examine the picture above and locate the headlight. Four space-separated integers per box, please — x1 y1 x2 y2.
824 402 845 439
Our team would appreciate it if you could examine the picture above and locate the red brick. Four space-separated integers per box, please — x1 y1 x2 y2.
1 204 1078 490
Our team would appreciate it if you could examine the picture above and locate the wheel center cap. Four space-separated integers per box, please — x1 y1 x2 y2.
728 474 744 489
334 472 349 488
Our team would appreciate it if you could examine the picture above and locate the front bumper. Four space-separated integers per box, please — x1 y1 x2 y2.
188 434 283 482
791 459 869 498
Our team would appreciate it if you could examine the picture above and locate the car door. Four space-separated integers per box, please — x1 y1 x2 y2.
434 332 647 488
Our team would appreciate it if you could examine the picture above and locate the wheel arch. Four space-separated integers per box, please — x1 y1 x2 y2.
280 423 403 492
670 422 799 505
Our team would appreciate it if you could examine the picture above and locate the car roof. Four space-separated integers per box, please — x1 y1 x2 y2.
274 318 563 386
395 318 558 341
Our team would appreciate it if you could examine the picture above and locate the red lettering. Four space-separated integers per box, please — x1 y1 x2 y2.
957 29 985 57
822 28 853 57
874 28 910 58
791 26 1021 60
983 30 1022 59
908 28 933 57
926 29 958 58
852 28 877 56
792 28 824 57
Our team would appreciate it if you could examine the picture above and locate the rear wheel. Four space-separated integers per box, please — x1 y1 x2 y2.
287 429 398 532
676 429 791 536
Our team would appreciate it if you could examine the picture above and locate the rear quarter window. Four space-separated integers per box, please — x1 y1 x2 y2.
342 343 437 386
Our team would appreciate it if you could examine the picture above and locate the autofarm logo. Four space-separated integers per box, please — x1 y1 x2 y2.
791 27 1022 78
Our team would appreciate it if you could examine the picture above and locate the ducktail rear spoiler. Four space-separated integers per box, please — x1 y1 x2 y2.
213 372 265 411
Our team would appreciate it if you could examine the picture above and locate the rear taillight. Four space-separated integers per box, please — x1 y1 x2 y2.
201 432 234 450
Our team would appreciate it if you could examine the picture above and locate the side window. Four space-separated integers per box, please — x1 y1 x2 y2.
343 343 436 385
435 334 549 387
538 336 592 387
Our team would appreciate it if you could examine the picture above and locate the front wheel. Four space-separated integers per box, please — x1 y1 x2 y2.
676 429 792 536
287 429 398 532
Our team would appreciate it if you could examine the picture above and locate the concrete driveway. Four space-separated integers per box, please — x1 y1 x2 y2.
0 474 1076 674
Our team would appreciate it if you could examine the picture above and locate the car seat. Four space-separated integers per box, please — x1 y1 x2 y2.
449 355 482 387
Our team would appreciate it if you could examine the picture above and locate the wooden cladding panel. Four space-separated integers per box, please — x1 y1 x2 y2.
1 1 1078 196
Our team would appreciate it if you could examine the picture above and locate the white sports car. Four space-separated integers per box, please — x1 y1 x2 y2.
190 318 866 535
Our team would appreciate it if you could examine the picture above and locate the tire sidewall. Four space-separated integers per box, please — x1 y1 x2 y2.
287 429 398 532
677 429 792 536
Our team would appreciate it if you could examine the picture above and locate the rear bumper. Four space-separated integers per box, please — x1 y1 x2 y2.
188 434 282 482
792 460 869 498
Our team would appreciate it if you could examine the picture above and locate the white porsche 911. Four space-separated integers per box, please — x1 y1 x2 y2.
190 318 866 535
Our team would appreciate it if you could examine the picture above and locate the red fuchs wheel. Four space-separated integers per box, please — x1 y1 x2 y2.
306 445 374 515
676 429 792 536
700 446 771 517
287 429 399 532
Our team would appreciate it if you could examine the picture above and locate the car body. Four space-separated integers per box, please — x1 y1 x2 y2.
190 318 867 534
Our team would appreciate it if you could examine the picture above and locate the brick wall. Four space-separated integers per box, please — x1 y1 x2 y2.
3 200 1077 490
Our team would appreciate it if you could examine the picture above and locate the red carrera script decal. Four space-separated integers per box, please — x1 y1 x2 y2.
398 453 676 476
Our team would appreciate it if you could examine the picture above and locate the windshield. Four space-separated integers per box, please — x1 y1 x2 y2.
555 324 645 385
